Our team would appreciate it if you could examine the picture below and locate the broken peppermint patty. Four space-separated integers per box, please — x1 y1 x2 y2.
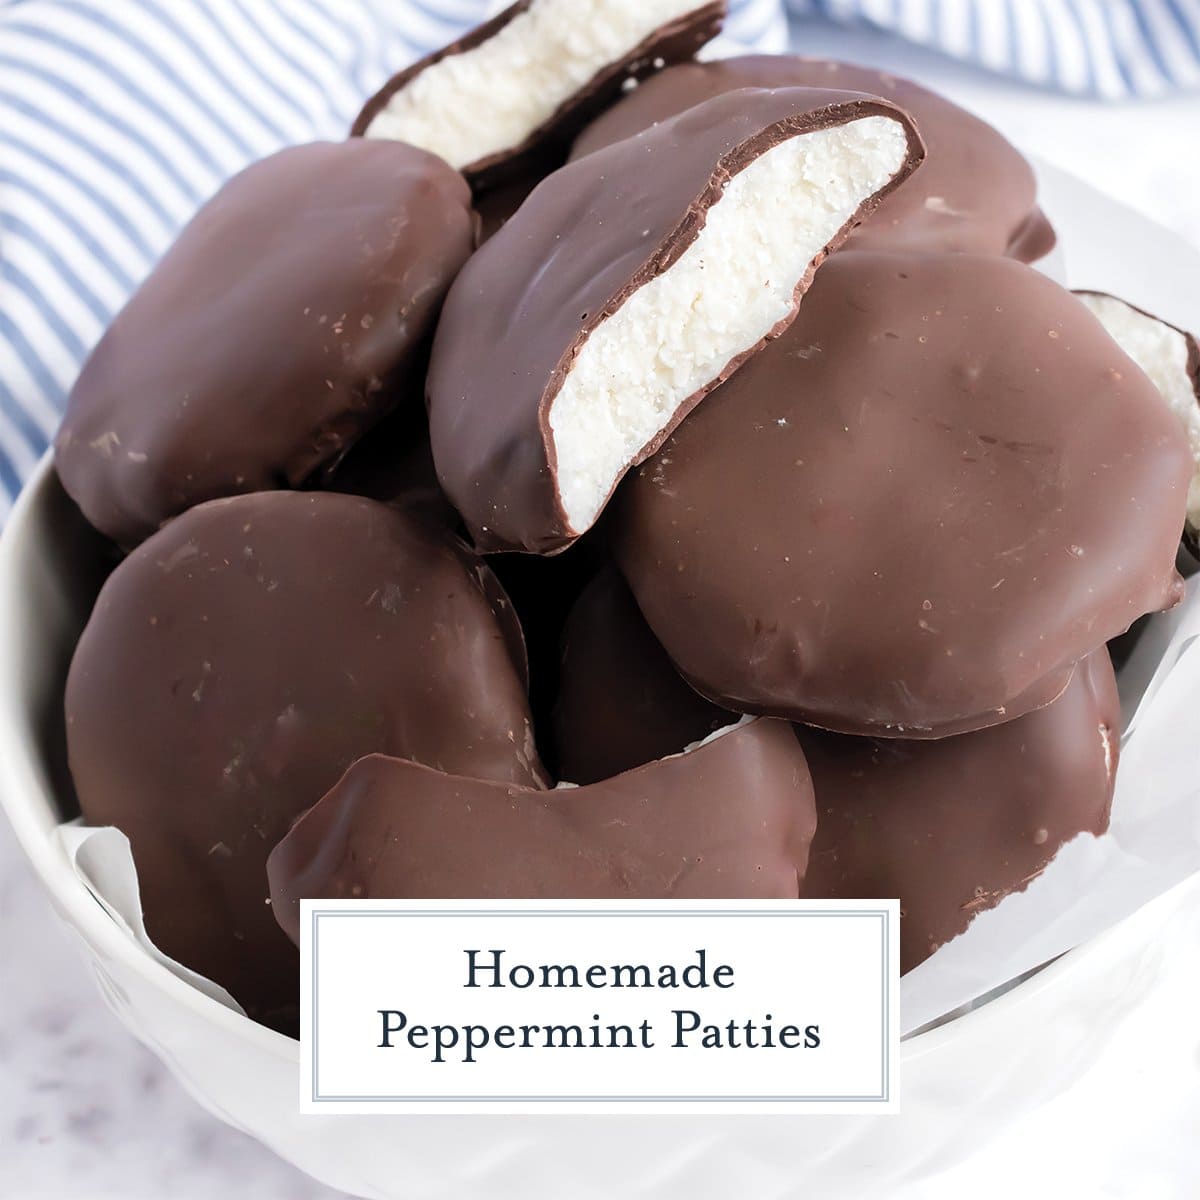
353 0 728 187
572 54 1055 261
427 86 924 553
1075 290 1200 553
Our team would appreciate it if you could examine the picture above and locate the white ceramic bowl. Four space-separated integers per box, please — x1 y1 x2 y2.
0 162 1196 1199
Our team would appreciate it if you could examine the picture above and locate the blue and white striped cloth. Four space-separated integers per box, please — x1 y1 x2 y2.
789 0 1200 96
2 0 1199 522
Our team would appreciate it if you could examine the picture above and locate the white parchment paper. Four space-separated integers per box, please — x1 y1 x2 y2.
55 823 245 1015
50 158 1200 1040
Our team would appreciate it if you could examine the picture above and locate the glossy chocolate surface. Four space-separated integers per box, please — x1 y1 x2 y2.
573 55 1053 260
799 652 1119 972
615 251 1190 736
268 717 817 944
429 87 922 553
66 491 543 1029
56 141 476 547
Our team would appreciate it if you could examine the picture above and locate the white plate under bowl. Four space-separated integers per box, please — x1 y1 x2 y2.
0 159 1197 1199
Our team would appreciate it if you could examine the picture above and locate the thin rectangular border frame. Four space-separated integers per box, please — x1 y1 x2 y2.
306 905 894 1105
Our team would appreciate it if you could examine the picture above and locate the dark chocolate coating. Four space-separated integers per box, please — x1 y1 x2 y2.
798 651 1119 973
1006 206 1058 265
65 491 544 1030
56 141 476 547
352 0 727 188
572 55 1053 261
615 251 1191 737
428 87 923 554
324 402 461 532
1108 543 1200 669
267 717 817 945
486 539 607 774
475 172 544 242
555 565 732 783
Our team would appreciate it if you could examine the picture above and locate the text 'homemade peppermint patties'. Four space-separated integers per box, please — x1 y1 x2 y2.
1075 291 1200 552
267 717 816 945
428 87 924 554
799 651 1120 973
614 251 1192 738
65 491 543 1032
352 0 727 187
56 141 476 548
572 55 1054 260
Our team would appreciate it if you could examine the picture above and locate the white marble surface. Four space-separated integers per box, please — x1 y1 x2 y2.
3 20 1200 1200
0 820 347 1200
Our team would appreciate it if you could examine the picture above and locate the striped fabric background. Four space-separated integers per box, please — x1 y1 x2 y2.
788 0 1200 96
1 0 1198 522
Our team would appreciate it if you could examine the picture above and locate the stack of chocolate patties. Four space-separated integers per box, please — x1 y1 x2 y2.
54 0 1200 1032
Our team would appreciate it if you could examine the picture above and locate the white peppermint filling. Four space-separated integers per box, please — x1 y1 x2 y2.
365 0 707 167
1079 292 1200 530
548 114 911 533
